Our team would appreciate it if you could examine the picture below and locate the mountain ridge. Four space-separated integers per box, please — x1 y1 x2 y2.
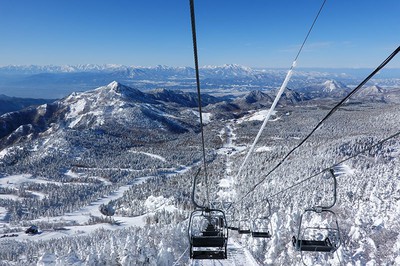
0 80 398 149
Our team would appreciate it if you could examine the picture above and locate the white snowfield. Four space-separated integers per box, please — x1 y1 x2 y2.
238 110 278 123
0 174 64 202
0 147 10 159
192 110 213 124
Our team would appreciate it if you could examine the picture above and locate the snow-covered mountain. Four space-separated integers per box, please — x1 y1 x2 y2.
234 90 274 109
0 64 131 75
296 79 350 98
3 64 398 80
147 88 220 107
352 85 386 102
0 82 211 149
201 64 254 78
62 81 174 130
322 79 346 92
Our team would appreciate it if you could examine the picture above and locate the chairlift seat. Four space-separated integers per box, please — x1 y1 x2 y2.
292 236 335 252
252 231 272 238
238 220 251 234
192 250 227 259
192 236 226 247
202 230 220 236
238 229 251 234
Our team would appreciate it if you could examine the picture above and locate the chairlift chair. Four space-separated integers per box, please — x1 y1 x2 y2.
292 169 341 254
238 218 251 234
292 208 341 253
227 220 240 231
251 217 272 238
251 198 273 238
225 206 239 231
188 208 228 259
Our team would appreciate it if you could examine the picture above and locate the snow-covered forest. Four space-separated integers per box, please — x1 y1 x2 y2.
0 78 399 265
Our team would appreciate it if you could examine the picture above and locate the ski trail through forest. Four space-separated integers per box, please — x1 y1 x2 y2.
196 120 260 265
217 121 246 202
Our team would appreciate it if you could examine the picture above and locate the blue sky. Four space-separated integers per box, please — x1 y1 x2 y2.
0 0 399 68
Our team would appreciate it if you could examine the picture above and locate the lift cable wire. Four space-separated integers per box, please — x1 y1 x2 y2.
189 0 210 208
235 0 327 181
232 45 400 208
172 246 190 266
269 130 400 199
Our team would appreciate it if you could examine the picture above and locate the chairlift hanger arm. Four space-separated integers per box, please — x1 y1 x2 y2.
313 169 337 211
192 168 206 209
189 0 210 208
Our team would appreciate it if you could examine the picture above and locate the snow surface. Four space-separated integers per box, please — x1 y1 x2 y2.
130 150 167 162
216 123 241 201
255 146 274 153
0 148 10 159
0 174 62 188
0 207 7 221
192 110 212 124
238 110 278 122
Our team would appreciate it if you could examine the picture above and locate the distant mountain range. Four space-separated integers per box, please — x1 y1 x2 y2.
1 64 399 99
1 63 399 78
